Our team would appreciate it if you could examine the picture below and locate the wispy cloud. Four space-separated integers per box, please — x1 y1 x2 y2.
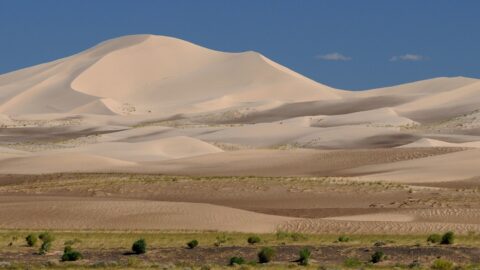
390 54 426 62
316 52 352 61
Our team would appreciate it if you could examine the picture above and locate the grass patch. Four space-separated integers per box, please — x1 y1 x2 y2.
1 230 480 253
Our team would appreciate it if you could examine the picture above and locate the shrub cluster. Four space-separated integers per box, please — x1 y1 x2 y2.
229 256 246 266
61 246 83 261
441 231 455 245
25 234 38 247
427 231 455 245
427 234 442 244
247 235 261 245
131 239 147 254
371 251 385 263
338 235 350 242
38 232 55 255
298 247 311 266
187 239 199 249
258 247 276 263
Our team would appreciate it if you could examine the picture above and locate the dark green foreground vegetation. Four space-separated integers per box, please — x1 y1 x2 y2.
0 230 479 269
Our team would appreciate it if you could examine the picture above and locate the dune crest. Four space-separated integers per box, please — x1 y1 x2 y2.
0 34 479 181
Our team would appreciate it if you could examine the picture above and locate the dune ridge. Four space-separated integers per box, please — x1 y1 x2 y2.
0 34 479 182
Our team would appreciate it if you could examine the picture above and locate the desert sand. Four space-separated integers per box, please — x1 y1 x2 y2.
0 34 479 234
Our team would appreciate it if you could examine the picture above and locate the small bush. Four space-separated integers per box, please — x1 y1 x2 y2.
39 241 52 255
338 235 350 242
26 234 38 247
371 251 385 263
187 239 199 249
229 256 246 266
38 232 54 255
344 257 362 268
431 259 453 270
258 247 276 263
298 247 311 266
441 231 455 245
247 235 261 245
131 239 147 254
61 246 82 261
427 234 442 244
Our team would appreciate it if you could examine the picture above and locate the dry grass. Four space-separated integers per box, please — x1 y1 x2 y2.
2 230 480 253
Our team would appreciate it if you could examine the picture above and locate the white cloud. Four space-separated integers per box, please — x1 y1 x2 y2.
390 54 425 62
316 52 352 61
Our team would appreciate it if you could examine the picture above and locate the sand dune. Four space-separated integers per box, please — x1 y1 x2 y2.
0 196 293 232
1 34 479 152
311 108 417 128
0 153 136 174
399 138 480 148
0 35 341 117
66 136 223 162
1 34 480 234
345 148 480 183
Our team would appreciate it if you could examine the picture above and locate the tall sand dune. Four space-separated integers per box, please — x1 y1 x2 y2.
0 34 479 182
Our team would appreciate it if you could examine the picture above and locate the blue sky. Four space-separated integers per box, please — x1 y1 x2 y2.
0 0 479 90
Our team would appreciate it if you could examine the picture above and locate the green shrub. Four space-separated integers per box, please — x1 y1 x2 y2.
371 251 385 263
229 256 246 266
26 234 38 247
298 247 311 266
258 247 276 263
427 234 442 244
344 257 362 268
39 241 52 255
431 259 453 270
61 246 83 261
38 232 54 255
131 239 147 254
247 235 261 245
187 239 199 249
441 231 455 245
338 235 350 242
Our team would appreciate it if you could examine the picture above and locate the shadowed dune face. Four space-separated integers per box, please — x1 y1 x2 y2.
1 35 480 234
224 95 414 124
